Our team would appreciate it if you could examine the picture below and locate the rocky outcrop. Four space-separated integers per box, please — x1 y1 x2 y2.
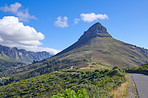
78 22 112 42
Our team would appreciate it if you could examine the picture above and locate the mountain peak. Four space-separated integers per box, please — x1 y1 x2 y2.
88 22 106 32
86 22 112 37
78 22 112 42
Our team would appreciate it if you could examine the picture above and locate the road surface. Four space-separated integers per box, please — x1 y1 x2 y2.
129 73 148 98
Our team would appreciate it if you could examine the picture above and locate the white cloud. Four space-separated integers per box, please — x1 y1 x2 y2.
0 2 37 21
19 46 60 55
0 16 60 55
54 16 68 28
80 13 108 22
74 18 80 24
0 2 21 13
29 47 60 55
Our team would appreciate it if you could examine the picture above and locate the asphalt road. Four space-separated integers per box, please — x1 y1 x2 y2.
130 73 148 98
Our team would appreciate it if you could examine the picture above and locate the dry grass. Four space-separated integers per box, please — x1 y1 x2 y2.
110 75 129 98
77 64 109 71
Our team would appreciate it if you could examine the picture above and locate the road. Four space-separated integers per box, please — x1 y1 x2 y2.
129 73 148 98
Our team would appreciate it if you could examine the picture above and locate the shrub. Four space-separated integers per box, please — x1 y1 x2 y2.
51 88 89 98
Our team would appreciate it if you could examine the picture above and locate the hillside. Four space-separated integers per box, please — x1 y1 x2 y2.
0 58 25 73
6 22 148 80
0 67 125 97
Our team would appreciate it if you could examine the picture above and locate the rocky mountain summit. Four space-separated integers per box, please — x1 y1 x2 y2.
79 22 112 40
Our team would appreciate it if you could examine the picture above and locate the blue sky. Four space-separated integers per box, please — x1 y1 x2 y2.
0 0 148 54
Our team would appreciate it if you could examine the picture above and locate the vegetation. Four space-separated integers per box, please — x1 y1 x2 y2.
51 88 89 98
125 63 148 75
0 59 88 86
110 75 129 98
0 76 16 86
0 58 25 73
0 66 125 97
5 59 88 80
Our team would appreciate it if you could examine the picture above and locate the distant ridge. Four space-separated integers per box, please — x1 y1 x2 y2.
0 44 52 64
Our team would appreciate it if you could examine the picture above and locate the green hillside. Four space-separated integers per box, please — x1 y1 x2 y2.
0 67 125 98
0 54 25 73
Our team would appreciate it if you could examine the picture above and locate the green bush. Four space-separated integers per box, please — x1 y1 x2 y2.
125 63 148 75
109 66 124 76
52 88 89 98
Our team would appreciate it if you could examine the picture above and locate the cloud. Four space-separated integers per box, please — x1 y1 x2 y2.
27 47 61 55
74 18 80 24
0 2 21 13
0 16 60 55
0 2 37 21
80 13 108 22
54 16 68 28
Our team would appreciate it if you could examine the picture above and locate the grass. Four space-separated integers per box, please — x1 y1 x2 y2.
77 63 110 71
110 75 129 98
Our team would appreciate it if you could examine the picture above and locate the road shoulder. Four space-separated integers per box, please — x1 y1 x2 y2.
126 74 138 98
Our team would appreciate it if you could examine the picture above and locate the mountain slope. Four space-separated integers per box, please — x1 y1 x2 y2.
0 58 25 73
52 22 148 68
0 50 26 73
0 45 53 73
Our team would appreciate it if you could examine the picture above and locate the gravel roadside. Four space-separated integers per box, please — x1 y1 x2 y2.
126 74 138 98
